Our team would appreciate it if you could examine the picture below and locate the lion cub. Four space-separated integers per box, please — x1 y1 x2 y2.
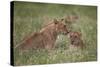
15 19 69 51
68 32 84 49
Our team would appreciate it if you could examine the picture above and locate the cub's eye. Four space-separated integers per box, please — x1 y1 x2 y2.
70 36 72 38
74 36 77 38
64 25 66 27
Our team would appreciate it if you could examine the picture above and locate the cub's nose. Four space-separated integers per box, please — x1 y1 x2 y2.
63 29 71 35
67 29 71 34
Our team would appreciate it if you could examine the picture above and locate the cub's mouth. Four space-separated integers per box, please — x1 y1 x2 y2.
62 31 70 35
64 29 71 35
59 30 70 35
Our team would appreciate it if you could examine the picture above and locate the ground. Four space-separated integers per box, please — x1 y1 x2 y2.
13 1 97 66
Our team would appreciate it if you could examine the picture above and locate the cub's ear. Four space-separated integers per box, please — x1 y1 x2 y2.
78 32 82 37
53 19 58 24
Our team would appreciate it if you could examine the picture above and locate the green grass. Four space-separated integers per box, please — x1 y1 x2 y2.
13 1 97 66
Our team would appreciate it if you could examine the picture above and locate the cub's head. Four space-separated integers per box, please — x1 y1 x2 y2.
68 32 81 41
53 19 70 35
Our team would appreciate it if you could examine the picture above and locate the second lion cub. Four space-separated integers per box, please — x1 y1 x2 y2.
68 31 85 49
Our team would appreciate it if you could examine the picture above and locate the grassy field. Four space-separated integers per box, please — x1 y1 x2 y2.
13 1 97 66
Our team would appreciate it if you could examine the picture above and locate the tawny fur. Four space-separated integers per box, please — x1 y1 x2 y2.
68 32 84 49
16 19 69 50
